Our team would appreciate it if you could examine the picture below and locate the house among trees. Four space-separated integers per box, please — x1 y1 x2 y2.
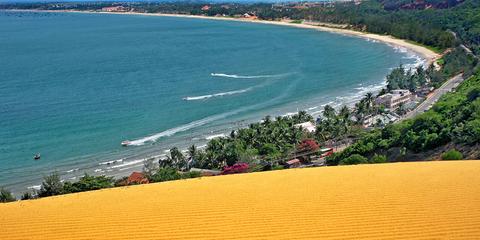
189 168 221 177
417 86 435 97
363 113 399 127
201 5 211 11
242 13 258 19
375 89 413 109
294 121 316 133
101 6 127 12
286 159 301 168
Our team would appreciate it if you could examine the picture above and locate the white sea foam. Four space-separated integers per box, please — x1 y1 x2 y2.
107 159 145 169
28 185 41 190
99 158 123 165
205 133 226 140
183 88 252 101
66 168 79 173
210 73 286 79
282 112 298 117
119 164 144 171
310 110 323 116
393 46 408 53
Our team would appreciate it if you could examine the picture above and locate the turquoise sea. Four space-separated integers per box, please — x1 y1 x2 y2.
0 11 419 193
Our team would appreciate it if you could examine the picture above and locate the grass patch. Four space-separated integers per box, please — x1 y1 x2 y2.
406 40 443 54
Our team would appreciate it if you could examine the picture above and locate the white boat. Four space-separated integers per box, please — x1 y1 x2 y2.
121 140 130 147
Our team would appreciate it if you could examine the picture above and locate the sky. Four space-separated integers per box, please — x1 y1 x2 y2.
1 0 333 3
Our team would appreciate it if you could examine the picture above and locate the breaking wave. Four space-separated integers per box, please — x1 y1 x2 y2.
183 88 252 101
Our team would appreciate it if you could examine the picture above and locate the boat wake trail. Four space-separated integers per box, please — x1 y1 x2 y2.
183 88 252 101
126 77 296 147
210 73 287 79
127 103 251 146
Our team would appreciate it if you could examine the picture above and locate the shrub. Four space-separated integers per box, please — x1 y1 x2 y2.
150 167 182 183
370 154 387 163
339 154 369 165
441 149 464 160
271 165 285 171
0 188 15 203
114 176 129 187
182 171 202 179
38 173 63 197
21 191 34 200
62 174 114 193
467 87 480 101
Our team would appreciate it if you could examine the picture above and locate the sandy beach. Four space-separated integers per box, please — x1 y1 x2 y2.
10 9 440 64
156 13 441 64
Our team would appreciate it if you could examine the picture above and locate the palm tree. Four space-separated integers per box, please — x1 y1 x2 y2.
364 92 375 113
339 105 351 121
262 115 272 126
188 145 197 160
296 110 313 122
338 105 352 135
323 105 336 120
354 101 366 124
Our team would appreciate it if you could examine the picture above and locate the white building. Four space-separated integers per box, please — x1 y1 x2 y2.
295 121 316 133
375 89 413 109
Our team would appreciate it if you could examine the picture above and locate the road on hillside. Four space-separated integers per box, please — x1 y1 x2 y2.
403 74 464 119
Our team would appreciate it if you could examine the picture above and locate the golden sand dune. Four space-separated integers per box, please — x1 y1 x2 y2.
2 161 480 239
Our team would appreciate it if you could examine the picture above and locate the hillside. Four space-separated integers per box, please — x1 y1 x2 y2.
2 161 480 239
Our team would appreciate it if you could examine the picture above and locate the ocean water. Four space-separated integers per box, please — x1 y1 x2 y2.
0 11 418 193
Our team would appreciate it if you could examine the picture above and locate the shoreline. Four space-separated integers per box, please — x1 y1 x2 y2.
2 9 439 194
6 9 440 64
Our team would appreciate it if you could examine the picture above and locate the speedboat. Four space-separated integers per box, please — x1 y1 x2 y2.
121 140 130 147
34 153 41 160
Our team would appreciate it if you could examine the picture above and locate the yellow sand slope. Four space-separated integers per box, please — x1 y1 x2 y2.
2 161 480 239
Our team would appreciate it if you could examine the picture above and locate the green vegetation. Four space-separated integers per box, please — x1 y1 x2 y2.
38 173 64 197
405 40 442 54
339 154 368 165
62 174 114 193
36 173 115 197
328 73 480 165
442 149 464 160
386 65 427 92
20 191 34 200
370 154 387 163
0 187 16 202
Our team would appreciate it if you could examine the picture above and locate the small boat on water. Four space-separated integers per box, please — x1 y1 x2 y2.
34 153 41 160
121 140 130 147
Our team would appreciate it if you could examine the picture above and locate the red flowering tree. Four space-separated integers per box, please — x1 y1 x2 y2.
296 139 320 163
221 163 249 175
297 139 320 153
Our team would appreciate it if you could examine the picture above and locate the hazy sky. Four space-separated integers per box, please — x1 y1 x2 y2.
1 0 324 3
